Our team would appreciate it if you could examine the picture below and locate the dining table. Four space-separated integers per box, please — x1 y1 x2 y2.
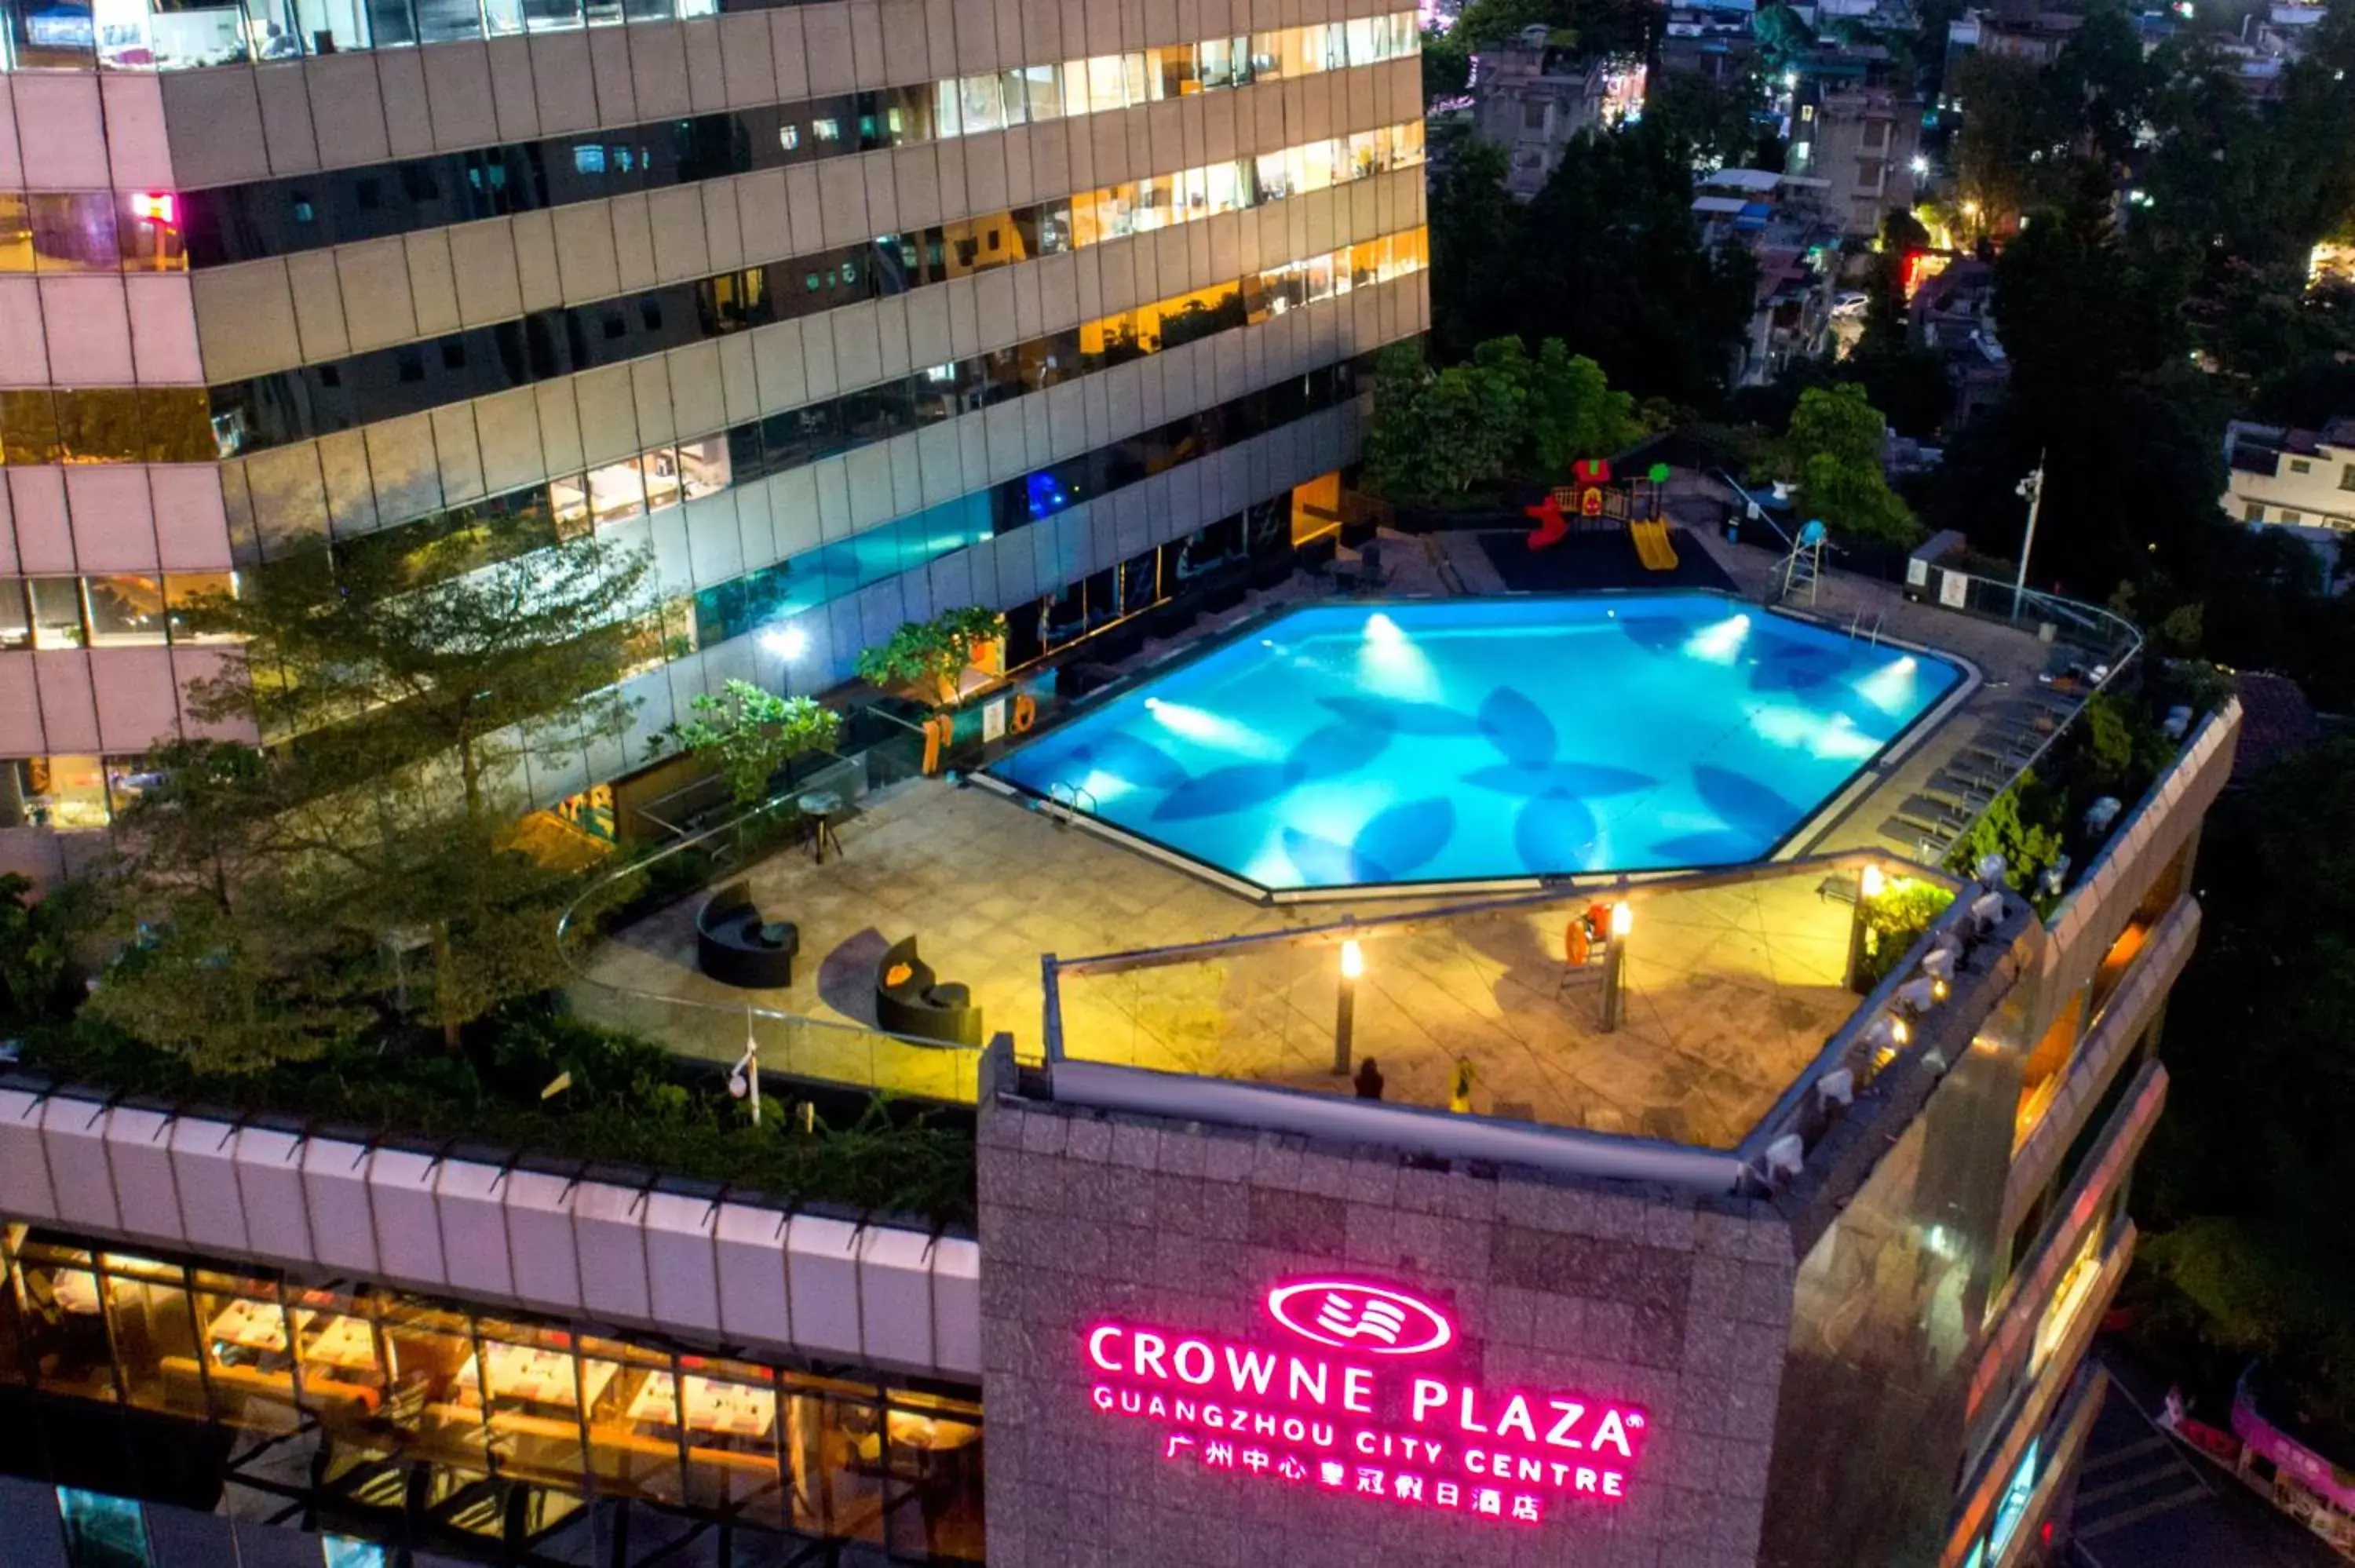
628 1372 780 1439
462 1343 615 1411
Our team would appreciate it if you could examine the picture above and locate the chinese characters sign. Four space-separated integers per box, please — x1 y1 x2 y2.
1083 1277 1648 1528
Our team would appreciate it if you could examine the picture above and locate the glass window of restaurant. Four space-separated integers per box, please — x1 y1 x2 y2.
0 1231 984 1561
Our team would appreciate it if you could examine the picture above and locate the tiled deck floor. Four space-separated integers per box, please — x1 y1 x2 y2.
582 778 1865 1145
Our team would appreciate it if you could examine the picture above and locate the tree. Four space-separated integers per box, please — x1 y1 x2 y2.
2051 3 2156 166
1464 335 1641 475
1787 385 1919 543
1360 343 1520 501
667 680 844 808
1426 132 1522 361
1644 66 1773 172
1523 338 1644 471
2131 738 2355 1425
1841 210 1951 438
100 534 660 1056
1422 23 1472 100
1485 119 1762 404
1944 773 2065 896
0 873 82 1029
183 533 654 828
1948 52 2074 234
854 608 1006 706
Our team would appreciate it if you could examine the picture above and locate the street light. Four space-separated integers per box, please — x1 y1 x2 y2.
2014 452 2047 622
730 1012 762 1125
1332 938 1364 1076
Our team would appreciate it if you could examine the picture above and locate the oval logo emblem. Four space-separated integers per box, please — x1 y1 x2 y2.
1263 1279 1455 1358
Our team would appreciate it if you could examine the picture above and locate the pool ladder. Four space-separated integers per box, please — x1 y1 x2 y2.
1848 610 1886 645
1046 779 1098 826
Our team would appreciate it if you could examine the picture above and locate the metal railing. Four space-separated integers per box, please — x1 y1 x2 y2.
555 744 984 1105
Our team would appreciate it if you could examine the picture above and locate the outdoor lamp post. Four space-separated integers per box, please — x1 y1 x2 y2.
1846 863 1885 990
729 1013 762 1126
761 623 810 696
2012 454 2047 622
1332 938 1364 1076
1599 903 1633 1033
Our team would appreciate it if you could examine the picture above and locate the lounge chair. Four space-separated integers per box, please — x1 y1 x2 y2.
696 881 798 988
874 936 984 1048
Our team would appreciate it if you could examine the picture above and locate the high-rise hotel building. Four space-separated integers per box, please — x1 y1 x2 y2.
0 0 1428 874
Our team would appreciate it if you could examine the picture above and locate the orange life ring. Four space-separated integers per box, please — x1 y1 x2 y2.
922 714 954 775
1011 693 1037 733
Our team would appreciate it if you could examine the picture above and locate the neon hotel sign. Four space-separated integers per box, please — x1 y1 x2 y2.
1084 1278 1648 1528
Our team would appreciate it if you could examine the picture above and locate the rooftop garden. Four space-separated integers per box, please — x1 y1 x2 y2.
0 528 978 1233
2 949 976 1230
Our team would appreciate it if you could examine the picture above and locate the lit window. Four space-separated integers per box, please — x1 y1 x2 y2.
780 123 801 151
812 118 841 143
574 145 607 174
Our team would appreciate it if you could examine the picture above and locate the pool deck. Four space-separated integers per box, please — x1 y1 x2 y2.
582 775 1862 1147
579 522 2096 1145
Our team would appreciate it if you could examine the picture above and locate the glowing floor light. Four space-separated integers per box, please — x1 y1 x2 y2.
1853 654 1922 713
1142 696 1283 757
1357 610 1440 699
1748 703 1879 760
1683 612 1752 664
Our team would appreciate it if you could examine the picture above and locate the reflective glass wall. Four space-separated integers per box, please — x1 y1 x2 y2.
0 1226 984 1563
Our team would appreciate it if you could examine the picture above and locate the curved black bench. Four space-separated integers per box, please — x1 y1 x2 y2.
874 935 984 1048
696 881 798 989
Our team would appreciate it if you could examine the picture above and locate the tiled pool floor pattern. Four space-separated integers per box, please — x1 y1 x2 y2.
584 779 1857 1143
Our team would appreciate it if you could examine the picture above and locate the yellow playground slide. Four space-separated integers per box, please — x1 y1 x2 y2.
1630 517 1679 571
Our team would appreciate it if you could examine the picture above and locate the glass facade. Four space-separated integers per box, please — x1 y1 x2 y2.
0 18 1417 273
203 122 1425 459
0 1226 984 1563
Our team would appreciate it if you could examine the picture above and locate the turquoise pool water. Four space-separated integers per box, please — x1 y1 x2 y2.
987 593 1964 892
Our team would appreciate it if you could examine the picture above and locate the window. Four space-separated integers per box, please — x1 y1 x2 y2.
25 193 120 272
2283 510 2303 523
164 574 239 641
2340 463 2355 490
82 576 168 647
2290 458 2312 473
57 1486 151 1567
27 578 86 648
2246 500 2266 522
1523 100 1546 130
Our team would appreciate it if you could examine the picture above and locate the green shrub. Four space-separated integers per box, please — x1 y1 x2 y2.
20 997 977 1227
1855 877 1957 990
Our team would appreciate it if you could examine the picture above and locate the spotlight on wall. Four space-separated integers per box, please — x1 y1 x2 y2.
760 625 810 662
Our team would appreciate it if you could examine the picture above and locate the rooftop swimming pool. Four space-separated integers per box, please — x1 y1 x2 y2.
984 593 1966 894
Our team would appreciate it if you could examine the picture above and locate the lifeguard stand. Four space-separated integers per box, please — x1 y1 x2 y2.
1780 519 1827 604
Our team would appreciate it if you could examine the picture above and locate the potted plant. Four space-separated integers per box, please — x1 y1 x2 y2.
660 680 843 808
856 621 963 706
939 606 1007 676
856 608 1008 706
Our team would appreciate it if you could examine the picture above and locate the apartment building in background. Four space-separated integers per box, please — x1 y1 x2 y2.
0 0 1430 877
1785 82 1919 239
